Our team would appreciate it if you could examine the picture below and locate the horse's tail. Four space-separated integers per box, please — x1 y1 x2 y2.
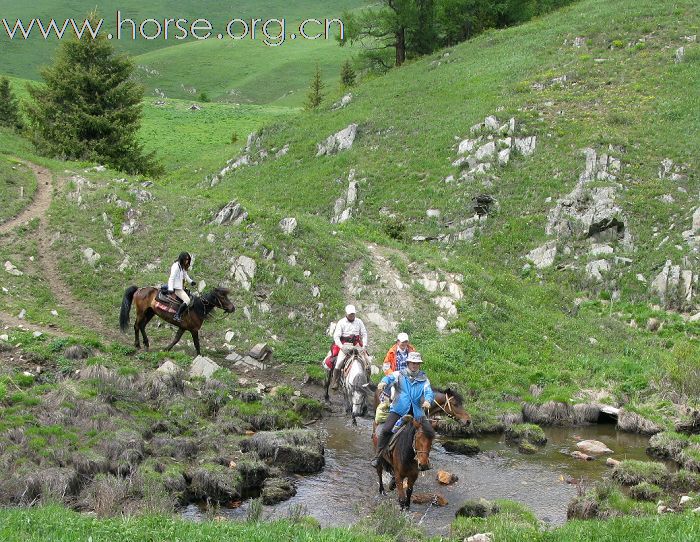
119 286 138 332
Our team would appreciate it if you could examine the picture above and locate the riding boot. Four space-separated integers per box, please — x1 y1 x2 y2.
330 367 341 390
173 302 187 323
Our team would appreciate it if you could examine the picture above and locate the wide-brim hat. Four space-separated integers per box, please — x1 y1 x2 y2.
407 352 423 363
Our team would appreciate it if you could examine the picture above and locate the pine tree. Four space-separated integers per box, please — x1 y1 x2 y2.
25 12 160 175
340 60 356 88
305 65 324 111
0 77 22 130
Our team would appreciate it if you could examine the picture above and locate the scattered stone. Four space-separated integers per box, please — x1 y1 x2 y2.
156 360 180 375
412 493 448 506
331 170 361 224
19 309 26 319
586 259 610 281
577 440 613 455
527 241 557 269
4 261 23 276
225 352 243 363
211 201 247 226
437 470 458 485
573 36 586 47
279 217 297 234
426 209 441 218
230 255 256 291
82 248 101 267
225 330 235 343
571 451 593 461
248 343 272 362
646 318 661 332
467 534 493 542
332 93 353 110
514 136 537 156
606 458 621 468
316 123 358 156
680 495 692 505
675 46 685 63
189 356 221 379
0 334 8 342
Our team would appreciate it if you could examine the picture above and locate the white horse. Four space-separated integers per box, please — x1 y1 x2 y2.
341 348 371 425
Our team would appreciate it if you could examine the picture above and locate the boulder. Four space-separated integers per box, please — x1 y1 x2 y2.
248 343 272 361
586 259 610 281
211 200 247 226
231 255 256 291
606 458 621 468
189 356 221 379
571 451 593 461
261 477 297 504
279 217 297 234
437 470 458 485
527 241 557 269
316 124 357 156
82 248 101 267
514 136 536 156
576 440 613 455
467 535 493 542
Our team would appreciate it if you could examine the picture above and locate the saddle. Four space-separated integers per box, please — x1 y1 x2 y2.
385 415 414 454
155 287 182 314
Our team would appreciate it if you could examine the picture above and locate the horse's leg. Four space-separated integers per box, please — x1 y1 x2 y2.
133 314 142 349
191 330 201 356
164 328 185 351
140 309 154 351
406 475 416 511
396 472 407 509
376 462 386 495
323 370 331 402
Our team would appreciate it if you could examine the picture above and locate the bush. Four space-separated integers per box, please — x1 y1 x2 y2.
382 216 406 241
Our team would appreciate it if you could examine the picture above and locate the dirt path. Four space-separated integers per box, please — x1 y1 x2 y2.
0 161 118 340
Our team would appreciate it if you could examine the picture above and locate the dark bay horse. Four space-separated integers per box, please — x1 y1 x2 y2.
375 415 435 509
119 286 235 355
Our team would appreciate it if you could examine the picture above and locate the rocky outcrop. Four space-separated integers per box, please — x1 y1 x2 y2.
316 124 357 156
82 248 101 267
210 131 288 186
211 200 248 226
331 169 362 223
650 260 697 309
279 217 297 235
332 93 353 110
527 241 557 269
230 255 256 291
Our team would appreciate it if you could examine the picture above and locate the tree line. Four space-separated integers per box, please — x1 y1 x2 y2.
339 0 576 69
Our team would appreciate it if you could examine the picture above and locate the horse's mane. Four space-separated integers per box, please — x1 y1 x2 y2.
395 418 435 465
435 387 464 406
190 289 225 320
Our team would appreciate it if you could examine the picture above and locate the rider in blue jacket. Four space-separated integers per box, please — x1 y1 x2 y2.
371 351 435 468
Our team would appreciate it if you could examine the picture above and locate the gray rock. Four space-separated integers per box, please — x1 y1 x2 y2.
675 46 685 63
157 360 180 375
586 259 610 281
577 440 613 455
64 345 89 360
547 185 625 241
279 217 297 234
211 200 247 226
527 241 557 269
230 255 256 291
332 93 353 110
316 124 357 156
457 138 478 155
82 248 101 267
514 136 537 156
189 356 221 379
498 148 511 166
475 141 496 161
426 209 441 218
249 343 273 361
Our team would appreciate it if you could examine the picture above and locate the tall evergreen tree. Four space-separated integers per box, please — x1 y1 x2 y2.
0 77 22 130
305 65 324 110
340 60 357 88
25 13 159 175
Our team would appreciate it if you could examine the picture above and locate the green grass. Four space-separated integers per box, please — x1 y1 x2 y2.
0 0 366 105
0 156 36 222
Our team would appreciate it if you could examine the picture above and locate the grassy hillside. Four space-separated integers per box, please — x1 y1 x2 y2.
1 0 699 536
0 0 364 104
2 0 699 418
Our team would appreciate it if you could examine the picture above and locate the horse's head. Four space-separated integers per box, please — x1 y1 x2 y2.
442 388 471 426
348 354 369 424
413 418 434 471
212 287 236 313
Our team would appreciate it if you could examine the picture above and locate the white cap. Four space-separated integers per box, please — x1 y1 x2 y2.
397 332 409 343
407 352 423 363
345 304 356 315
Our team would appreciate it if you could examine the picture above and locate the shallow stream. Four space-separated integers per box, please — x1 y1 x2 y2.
184 415 655 535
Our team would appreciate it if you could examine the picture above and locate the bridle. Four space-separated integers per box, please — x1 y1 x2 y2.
412 412 431 462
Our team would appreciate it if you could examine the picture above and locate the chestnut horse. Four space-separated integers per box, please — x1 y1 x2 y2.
375 415 435 509
119 286 235 355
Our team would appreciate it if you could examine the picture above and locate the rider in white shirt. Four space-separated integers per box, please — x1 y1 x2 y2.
168 252 196 322
331 304 368 390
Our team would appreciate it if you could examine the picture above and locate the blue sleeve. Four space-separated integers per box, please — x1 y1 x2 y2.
382 373 397 387
423 379 434 404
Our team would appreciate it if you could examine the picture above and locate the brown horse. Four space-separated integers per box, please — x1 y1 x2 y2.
372 387 471 445
375 415 435 509
119 286 235 355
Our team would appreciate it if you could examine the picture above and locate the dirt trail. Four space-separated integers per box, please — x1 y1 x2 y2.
0 161 118 340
